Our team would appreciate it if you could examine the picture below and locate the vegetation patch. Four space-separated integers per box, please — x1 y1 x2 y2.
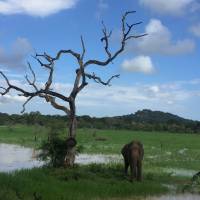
0 165 170 200
0 125 199 199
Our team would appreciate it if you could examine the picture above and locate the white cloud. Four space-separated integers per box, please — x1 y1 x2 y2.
0 94 26 104
0 78 200 119
129 19 195 55
0 37 32 69
96 0 109 19
121 56 155 74
75 80 199 112
190 23 200 37
149 85 159 93
140 0 195 16
0 0 78 17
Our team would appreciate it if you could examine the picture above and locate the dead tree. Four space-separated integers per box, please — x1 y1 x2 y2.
0 11 146 167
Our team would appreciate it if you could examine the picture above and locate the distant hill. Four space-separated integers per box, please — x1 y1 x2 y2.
0 109 200 134
117 109 193 124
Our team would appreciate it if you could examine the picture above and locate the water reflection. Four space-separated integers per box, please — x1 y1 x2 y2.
0 143 121 172
0 143 43 172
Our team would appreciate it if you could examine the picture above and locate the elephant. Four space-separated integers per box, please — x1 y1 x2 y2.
121 140 144 181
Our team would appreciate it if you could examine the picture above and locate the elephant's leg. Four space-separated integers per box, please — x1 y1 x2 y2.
130 161 137 182
130 162 134 181
133 161 137 179
137 160 142 181
124 160 129 176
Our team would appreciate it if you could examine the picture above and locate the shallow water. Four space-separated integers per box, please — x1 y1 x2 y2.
0 143 43 172
0 144 200 199
164 168 197 177
148 194 200 200
76 153 121 165
0 143 122 172
0 143 198 180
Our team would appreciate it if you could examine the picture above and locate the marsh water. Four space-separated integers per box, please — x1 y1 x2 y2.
0 143 198 176
0 143 121 172
148 194 200 200
0 143 43 172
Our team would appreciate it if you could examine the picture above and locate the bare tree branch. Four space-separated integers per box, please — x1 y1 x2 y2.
80 36 86 61
0 86 7 95
25 62 38 91
0 71 10 86
52 50 80 62
21 96 33 113
33 55 52 70
83 11 146 68
101 21 112 59
125 33 148 41
33 54 54 91
85 73 120 86
0 71 30 97
42 95 70 115
0 71 70 101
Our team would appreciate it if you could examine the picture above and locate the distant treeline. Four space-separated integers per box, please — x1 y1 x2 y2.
0 109 200 134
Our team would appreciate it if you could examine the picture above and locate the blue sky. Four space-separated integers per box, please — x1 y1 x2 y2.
0 0 200 120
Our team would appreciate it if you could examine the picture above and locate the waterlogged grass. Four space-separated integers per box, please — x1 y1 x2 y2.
77 129 200 170
0 125 200 170
0 164 172 200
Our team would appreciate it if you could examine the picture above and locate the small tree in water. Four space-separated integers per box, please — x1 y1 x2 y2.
0 11 146 167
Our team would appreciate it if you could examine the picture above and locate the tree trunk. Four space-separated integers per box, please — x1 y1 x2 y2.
64 100 77 167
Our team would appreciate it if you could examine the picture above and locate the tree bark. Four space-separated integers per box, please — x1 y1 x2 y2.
64 100 77 167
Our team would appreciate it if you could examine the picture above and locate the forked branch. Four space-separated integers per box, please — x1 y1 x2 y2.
84 11 147 67
85 73 120 86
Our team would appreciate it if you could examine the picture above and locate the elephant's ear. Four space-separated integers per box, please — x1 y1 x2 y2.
121 144 129 156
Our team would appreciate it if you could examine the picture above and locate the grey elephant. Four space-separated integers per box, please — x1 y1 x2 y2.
121 140 144 181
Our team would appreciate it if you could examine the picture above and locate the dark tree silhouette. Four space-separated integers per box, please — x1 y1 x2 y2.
0 11 146 166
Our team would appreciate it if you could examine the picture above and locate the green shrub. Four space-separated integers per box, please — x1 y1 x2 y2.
39 125 67 167
39 136 67 167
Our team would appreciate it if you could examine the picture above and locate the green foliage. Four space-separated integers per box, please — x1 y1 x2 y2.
39 137 67 167
39 125 67 167
0 109 200 133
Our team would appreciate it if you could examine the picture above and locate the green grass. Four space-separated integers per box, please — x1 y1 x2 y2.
0 125 199 199
0 125 48 148
0 164 174 200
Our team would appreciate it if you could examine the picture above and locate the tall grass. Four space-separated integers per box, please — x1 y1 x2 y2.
0 164 169 200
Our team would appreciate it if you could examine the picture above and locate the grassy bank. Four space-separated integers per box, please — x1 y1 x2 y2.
1 163 189 200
